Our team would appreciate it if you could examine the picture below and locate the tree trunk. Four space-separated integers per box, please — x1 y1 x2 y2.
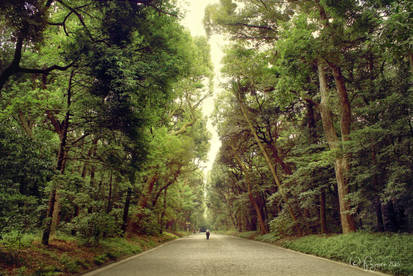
42 71 74 245
122 187 132 234
107 170 113 214
268 143 292 175
235 90 297 224
317 60 355 234
247 181 267 234
375 201 384 232
320 188 327 234
159 188 168 234
42 115 69 244
230 146 268 234
138 174 159 210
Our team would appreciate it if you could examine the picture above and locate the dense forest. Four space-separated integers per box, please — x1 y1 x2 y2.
1 0 413 274
0 0 211 247
205 0 412 236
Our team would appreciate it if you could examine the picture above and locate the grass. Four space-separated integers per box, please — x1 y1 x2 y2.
280 232 413 276
232 230 412 276
254 232 281 243
0 231 183 276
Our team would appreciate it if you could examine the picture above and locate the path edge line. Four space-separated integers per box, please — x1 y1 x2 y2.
226 234 391 276
81 236 183 275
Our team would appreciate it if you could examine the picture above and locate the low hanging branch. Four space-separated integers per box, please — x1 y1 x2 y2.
0 32 74 93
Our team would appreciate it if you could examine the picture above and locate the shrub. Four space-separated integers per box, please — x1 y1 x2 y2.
67 213 121 244
269 210 296 236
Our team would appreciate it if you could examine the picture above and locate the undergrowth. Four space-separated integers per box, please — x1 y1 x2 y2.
0 231 181 275
230 230 412 276
280 232 413 276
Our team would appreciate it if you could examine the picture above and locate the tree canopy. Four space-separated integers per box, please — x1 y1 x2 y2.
205 0 412 235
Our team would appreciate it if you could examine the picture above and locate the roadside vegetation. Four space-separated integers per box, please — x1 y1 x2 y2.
0 231 185 275
205 2 412 276
0 1 211 274
224 231 412 276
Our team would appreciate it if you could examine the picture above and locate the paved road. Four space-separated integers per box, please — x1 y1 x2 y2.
84 233 388 276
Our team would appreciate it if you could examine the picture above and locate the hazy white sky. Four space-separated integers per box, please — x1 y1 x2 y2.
178 0 224 178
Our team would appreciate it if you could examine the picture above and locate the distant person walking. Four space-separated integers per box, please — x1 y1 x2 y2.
206 229 210 240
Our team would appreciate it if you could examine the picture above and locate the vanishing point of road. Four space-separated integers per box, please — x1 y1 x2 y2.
84 234 388 276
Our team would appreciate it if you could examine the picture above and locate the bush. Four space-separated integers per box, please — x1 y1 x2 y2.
1 231 36 249
100 238 142 256
130 207 160 235
66 212 121 244
269 210 296 236
59 254 80 273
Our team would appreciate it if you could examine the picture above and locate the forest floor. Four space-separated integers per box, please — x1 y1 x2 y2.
221 231 413 276
0 231 188 276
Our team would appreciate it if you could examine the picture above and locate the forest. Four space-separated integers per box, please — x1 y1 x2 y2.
205 0 412 236
0 1 212 272
0 0 412 275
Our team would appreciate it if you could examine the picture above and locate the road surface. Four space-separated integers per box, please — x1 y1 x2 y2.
84 233 388 276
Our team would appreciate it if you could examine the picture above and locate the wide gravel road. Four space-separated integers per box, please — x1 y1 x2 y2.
84 233 388 276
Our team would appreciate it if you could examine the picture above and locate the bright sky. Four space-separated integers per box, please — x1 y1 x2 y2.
178 0 224 178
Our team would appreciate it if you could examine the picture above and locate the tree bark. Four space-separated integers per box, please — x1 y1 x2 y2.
42 71 74 245
122 188 132 234
107 170 113 214
375 201 384 232
152 166 182 208
159 188 168 234
317 60 355 234
320 188 327 233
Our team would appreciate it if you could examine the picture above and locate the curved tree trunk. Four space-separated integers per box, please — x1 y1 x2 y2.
235 90 297 225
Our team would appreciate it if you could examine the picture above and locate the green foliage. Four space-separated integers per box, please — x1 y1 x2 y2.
281 232 413 276
67 212 121 244
100 237 142 257
0 122 53 234
1 231 36 250
238 231 257 239
269 211 296 237
207 0 413 239
255 233 280 243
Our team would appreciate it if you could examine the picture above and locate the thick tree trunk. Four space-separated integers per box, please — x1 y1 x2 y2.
247 181 267 234
317 61 355 234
